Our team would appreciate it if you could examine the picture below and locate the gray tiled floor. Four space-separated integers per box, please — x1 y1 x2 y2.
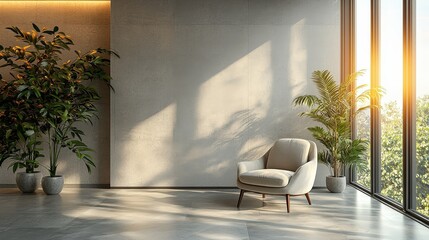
0 187 428 240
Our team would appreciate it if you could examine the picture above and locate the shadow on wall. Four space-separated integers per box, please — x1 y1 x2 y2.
112 0 339 187
143 24 309 186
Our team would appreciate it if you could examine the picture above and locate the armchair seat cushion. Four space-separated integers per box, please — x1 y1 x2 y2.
239 169 295 187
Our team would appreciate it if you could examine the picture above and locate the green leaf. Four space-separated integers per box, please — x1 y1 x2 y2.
32 23 40 32
33 88 41 98
25 130 35 136
53 26 59 32
12 163 18 173
42 30 54 35
6 26 18 35
17 85 29 92
5 129 12 139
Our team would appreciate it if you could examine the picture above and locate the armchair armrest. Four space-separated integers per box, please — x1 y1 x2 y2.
237 158 265 176
285 159 318 194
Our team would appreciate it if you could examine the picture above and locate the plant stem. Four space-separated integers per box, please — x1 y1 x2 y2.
48 128 54 177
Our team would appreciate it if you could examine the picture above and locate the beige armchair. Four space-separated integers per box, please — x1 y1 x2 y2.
236 138 317 212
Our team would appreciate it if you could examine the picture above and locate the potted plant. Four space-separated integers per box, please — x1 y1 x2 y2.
0 24 117 195
0 51 44 193
293 70 380 193
10 128 43 193
0 113 43 193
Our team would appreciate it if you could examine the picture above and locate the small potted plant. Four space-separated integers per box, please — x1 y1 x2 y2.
10 128 44 193
0 117 43 193
293 70 381 193
0 24 117 195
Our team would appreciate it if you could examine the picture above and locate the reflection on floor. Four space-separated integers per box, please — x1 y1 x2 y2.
0 187 428 239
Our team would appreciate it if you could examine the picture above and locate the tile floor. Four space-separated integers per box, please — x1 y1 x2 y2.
0 187 428 240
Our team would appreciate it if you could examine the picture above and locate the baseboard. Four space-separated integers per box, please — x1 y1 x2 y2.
110 186 326 189
0 184 110 189
109 186 239 189
0 185 326 190
64 184 110 189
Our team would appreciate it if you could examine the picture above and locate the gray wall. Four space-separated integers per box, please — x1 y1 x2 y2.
111 0 339 187
0 1 111 185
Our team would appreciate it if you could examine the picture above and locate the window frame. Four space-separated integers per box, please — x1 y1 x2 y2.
343 0 429 226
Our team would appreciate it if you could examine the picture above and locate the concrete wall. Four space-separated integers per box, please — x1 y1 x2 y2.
111 0 338 187
0 1 111 185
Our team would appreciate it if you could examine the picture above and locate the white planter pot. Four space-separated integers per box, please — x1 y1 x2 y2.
42 176 64 195
326 176 346 193
16 172 41 193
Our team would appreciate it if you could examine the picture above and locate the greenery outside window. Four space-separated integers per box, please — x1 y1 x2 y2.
346 0 429 224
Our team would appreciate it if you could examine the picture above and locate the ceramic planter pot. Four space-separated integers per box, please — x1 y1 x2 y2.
16 172 41 193
326 176 346 193
42 176 64 195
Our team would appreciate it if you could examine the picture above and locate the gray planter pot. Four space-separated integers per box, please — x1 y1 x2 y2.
16 172 41 193
326 176 346 193
42 176 64 195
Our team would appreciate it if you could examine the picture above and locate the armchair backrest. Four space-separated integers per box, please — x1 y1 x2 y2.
308 140 317 163
266 138 311 171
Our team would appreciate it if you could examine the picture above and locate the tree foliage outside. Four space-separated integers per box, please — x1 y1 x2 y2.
356 96 429 217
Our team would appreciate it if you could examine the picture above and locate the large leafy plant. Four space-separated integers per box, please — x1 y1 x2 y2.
0 80 20 169
0 45 44 173
0 24 117 177
293 70 381 177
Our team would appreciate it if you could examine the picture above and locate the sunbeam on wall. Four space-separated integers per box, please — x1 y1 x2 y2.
289 19 308 98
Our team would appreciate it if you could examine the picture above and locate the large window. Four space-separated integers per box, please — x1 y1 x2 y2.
350 0 429 222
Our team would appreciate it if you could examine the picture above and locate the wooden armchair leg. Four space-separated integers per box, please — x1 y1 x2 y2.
237 190 245 208
305 193 312 205
285 194 290 213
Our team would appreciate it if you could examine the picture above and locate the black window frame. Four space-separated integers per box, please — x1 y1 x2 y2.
342 0 429 227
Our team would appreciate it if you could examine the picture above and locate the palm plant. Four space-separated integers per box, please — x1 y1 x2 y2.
293 70 381 177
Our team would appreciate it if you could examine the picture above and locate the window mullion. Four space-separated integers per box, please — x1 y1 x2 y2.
402 0 416 211
370 0 381 195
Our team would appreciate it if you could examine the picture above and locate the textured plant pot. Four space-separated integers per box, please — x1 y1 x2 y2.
16 172 41 193
42 176 64 195
326 176 346 193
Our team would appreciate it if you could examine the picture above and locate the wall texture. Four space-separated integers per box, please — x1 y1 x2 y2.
111 0 339 187
0 1 111 185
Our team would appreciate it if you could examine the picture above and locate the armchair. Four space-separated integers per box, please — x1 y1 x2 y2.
236 138 317 212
